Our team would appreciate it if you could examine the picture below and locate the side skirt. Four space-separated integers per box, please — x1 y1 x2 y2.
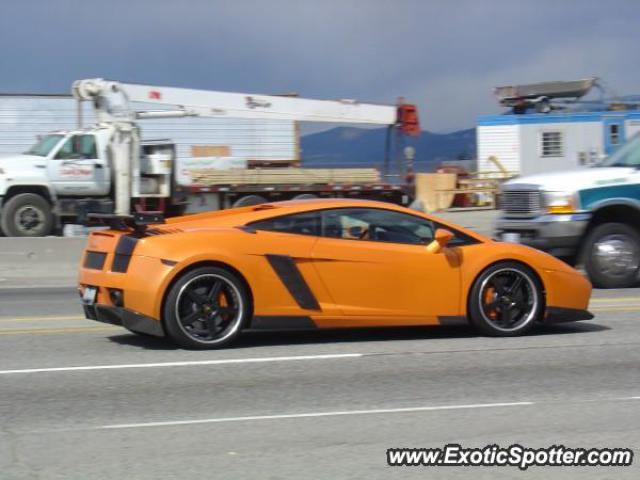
249 316 317 330
437 316 468 326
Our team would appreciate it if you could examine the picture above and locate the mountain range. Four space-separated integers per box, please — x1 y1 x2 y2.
300 126 476 171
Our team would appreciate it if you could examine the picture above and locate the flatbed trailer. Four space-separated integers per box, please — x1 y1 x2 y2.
178 181 411 211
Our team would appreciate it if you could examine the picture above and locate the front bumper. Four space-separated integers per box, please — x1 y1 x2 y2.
495 213 590 257
83 303 165 337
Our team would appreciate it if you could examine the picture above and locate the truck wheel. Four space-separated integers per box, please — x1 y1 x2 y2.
1 193 53 237
292 193 317 200
583 223 640 288
232 195 267 208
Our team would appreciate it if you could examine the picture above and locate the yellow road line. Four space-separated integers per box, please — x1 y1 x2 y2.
0 305 638 337
0 315 86 323
591 306 640 313
591 305 640 309
590 297 640 303
0 326 120 336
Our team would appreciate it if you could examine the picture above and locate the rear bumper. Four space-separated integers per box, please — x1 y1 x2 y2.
544 307 594 323
83 303 165 337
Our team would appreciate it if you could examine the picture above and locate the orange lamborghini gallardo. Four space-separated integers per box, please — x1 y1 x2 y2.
78 199 593 348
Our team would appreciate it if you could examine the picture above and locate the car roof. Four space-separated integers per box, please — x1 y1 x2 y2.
165 198 408 225
161 198 488 243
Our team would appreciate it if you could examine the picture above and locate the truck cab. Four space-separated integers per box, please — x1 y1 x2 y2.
0 129 113 236
496 133 640 288
27 130 111 195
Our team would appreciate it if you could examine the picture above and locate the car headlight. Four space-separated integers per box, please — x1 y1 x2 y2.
543 191 578 214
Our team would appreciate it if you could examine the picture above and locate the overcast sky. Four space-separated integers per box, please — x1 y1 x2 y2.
1 0 639 132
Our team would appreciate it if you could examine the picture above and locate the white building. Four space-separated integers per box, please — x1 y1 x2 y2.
477 110 640 176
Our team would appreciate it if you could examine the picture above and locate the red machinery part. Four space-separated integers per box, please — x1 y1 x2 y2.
397 103 420 136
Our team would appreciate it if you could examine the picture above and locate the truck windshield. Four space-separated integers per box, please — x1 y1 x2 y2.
599 133 640 168
24 134 64 157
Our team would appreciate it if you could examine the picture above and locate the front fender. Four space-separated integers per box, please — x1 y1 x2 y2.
457 241 590 314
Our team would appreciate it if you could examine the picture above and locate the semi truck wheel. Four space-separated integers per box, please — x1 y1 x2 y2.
232 195 267 208
1 193 53 237
583 222 640 288
292 193 317 200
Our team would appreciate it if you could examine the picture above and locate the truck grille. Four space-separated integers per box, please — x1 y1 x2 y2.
500 190 542 215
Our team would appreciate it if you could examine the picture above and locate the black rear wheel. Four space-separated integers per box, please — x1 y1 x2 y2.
163 266 250 349
468 261 544 336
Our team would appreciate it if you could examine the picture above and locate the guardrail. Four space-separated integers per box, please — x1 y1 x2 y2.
0 237 86 288
0 210 499 289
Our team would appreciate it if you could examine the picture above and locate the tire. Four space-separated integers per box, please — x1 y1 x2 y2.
232 195 267 208
292 193 318 201
535 98 551 113
1 193 53 237
582 222 640 288
163 266 251 349
468 261 544 337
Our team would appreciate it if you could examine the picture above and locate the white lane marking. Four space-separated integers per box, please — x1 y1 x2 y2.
101 402 534 430
0 353 363 375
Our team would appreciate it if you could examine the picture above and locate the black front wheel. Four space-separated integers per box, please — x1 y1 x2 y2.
163 266 251 349
468 261 544 336
1 193 53 237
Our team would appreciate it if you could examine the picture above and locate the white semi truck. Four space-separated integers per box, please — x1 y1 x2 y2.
0 79 419 236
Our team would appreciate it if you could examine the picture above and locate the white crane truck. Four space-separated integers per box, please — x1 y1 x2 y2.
0 79 419 236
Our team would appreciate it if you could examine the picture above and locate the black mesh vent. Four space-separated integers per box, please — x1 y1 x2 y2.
84 252 107 270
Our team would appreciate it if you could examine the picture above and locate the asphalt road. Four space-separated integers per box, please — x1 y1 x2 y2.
1 287 639 479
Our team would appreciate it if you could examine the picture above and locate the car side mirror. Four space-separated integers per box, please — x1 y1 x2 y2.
426 228 454 253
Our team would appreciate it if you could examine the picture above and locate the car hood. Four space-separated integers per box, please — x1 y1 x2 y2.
504 167 635 192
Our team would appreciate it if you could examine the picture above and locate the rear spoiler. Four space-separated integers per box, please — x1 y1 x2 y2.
87 213 165 234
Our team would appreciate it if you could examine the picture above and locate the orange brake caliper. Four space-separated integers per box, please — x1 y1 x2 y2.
484 287 497 319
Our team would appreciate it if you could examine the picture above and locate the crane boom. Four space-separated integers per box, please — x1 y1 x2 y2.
73 78 399 125
71 78 419 216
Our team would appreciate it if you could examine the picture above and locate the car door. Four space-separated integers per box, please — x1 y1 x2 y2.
48 134 108 195
311 207 462 321
246 210 340 317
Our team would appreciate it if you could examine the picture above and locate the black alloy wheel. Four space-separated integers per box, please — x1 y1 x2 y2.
163 267 250 348
468 261 543 336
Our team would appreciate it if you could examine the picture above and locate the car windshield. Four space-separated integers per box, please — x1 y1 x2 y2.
599 133 640 168
24 134 64 157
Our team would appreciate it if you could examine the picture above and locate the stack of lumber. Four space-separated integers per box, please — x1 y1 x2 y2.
415 173 457 212
415 172 504 212
188 168 381 185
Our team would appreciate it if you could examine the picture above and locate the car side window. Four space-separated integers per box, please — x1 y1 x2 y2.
321 208 436 245
55 135 97 160
249 211 321 236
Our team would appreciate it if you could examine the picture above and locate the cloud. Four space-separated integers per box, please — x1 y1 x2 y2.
1 0 639 131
